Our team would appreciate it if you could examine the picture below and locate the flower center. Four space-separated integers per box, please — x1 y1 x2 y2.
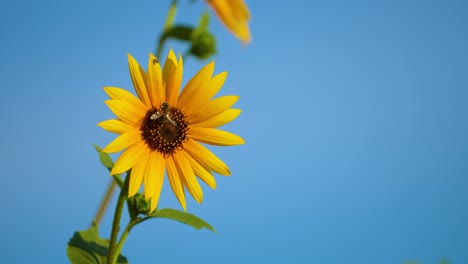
140 102 188 155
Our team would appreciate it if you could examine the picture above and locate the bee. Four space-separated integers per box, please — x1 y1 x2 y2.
150 102 177 126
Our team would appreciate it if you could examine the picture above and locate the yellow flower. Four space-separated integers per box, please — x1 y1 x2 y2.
99 50 244 212
206 0 252 43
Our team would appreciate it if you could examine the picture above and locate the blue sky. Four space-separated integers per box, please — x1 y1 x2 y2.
1 0 468 263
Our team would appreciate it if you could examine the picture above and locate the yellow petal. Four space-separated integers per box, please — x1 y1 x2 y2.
103 86 147 112
166 155 187 211
182 151 216 189
174 152 203 204
143 151 156 200
128 147 150 197
163 49 183 105
97 119 135 134
177 61 214 111
183 72 228 115
231 0 250 20
105 100 145 125
204 71 228 102
110 141 147 175
143 151 165 212
187 95 239 124
127 53 151 107
146 53 165 107
183 139 230 176
207 0 251 43
102 129 141 153
191 109 241 128
189 127 244 146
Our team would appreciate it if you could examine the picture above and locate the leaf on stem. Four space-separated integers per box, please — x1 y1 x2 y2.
94 144 124 188
161 25 194 42
148 208 216 232
67 224 128 264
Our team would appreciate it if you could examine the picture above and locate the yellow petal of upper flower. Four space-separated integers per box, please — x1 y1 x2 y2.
182 151 216 189
103 86 147 111
183 139 231 176
105 100 145 125
102 129 141 153
110 141 147 175
127 53 151 107
207 0 251 43
97 119 134 134
191 109 241 128
128 148 150 197
174 152 203 204
145 151 165 212
187 95 239 124
177 61 214 111
166 155 187 211
189 127 245 146
146 53 165 107
163 49 183 105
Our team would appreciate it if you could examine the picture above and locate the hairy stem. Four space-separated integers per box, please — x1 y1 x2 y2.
113 220 135 262
107 174 129 264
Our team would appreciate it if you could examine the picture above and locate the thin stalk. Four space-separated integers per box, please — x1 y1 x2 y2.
156 0 178 58
113 221 135 262
93 180 116 225
107 174 129 264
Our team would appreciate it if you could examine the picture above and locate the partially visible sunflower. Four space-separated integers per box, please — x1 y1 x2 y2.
206 0 251 43
99 49 244 212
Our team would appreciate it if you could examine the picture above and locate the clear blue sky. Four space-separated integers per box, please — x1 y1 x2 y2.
1 0 467 263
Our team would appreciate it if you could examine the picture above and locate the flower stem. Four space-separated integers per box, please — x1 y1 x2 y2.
112 214 153 259
107 174 129 264
113 221 134 262
155 0 178 58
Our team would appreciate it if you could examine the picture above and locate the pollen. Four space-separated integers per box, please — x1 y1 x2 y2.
140 103 188 156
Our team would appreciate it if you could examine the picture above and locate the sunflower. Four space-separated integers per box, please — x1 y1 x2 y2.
206 0 252 43
99 49 244 212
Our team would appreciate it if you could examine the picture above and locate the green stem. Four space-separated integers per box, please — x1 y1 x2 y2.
113 221 134 262
107 174 130 264
111 213 161 262
156 0 178 58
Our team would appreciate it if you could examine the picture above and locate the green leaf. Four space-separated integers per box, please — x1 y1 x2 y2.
67 224 128 264
94 145 123 188
93 144 113 171
161 25 194 42
149 208 216 232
